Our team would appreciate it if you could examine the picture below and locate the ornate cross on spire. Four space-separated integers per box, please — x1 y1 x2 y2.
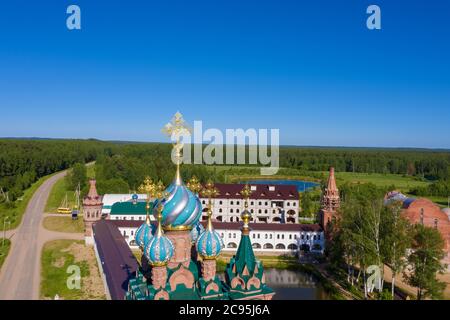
186 176 202 195
153 180 170 237
202 180 219 231
240 184 253 232
138 176 156 224
161 112 192 185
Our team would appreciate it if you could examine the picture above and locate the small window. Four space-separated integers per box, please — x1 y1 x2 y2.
251 201 254 205
434 218 438 229
237 201 240 205
230 201 234 205
219 201 223 205
230 209 234 213
219 208 223 213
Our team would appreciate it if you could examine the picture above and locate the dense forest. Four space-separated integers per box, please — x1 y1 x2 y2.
0 139 115 200
1 139 450 199
279 147 450 180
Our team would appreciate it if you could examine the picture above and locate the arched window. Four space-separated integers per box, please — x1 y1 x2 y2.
230 209 234 213
264 243 274 249
276 243 286 250
252 243 262 249
227 242 237 249
288 244 298 250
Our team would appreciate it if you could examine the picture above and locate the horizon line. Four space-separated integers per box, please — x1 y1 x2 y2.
1 136 450 152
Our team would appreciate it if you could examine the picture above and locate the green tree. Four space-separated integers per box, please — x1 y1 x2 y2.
67 163 87 190
382 200 412 299
404 224 446 300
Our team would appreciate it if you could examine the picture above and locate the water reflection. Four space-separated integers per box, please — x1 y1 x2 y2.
264 268 328 300
219 268 329 300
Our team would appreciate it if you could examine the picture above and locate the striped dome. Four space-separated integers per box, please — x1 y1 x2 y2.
143 233 174 266
190 222 205 243
196 228 224 259
135 222 155 248
154 179 202 230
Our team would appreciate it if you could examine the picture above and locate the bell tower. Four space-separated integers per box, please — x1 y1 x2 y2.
319 167 340 232
83 179 103 245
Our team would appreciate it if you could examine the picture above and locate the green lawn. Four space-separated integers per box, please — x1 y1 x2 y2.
43 216 85 233
0 239 11 271
40 239 105 300
45 163 96 214
0 173 55 230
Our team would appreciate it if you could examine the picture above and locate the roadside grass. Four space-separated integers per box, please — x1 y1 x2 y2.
45 177 75 214
0 173 56 230
0 239 11 271
45 164 96 214
42 216 85 233
40 239 105 300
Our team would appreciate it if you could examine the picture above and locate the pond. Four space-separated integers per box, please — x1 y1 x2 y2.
219 268 329 300
264 268 329 300
242 180 319 193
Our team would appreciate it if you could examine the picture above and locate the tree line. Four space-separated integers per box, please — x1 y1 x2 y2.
0 139 115 201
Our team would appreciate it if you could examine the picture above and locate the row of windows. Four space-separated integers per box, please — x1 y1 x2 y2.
220 232 321 241
202 200 297 207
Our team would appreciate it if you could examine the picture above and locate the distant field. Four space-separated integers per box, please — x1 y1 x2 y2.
40 239 105 300
216 165 430 193
43 216 85 233
331 172 430 192
45 164 95 214
0 239 11 271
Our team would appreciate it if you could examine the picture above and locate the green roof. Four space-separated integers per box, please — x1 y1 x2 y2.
110 201 153 215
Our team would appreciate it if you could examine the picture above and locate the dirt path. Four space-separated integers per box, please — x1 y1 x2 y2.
0 171 84 300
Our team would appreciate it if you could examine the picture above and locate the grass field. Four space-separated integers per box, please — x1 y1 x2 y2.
0 239 11 271
45 164 95 214
331 171 430 191
43 216 85 233
40 239 105 300
218 166 431 194
0 173 56 230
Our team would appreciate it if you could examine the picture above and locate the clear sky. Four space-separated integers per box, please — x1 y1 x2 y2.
0 0 449 148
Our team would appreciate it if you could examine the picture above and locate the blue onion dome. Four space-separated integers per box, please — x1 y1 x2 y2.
135 220 155 249
153 178 202 230
190 222 205 243
196 220 224 259
143 228 174 267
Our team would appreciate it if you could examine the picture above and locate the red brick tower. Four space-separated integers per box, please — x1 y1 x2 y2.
83 179 103 245
319 167 340 231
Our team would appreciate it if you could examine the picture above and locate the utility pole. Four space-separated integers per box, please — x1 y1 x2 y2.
2 217 8 247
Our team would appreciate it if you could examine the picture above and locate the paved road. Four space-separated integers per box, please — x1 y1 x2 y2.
0 171 83 300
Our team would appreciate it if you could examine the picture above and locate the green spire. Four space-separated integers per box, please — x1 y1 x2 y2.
234 233 256 276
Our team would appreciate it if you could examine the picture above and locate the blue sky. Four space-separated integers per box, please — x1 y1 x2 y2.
0 0 449 148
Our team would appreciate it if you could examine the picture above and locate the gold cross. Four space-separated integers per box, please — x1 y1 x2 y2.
186 176 202 194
